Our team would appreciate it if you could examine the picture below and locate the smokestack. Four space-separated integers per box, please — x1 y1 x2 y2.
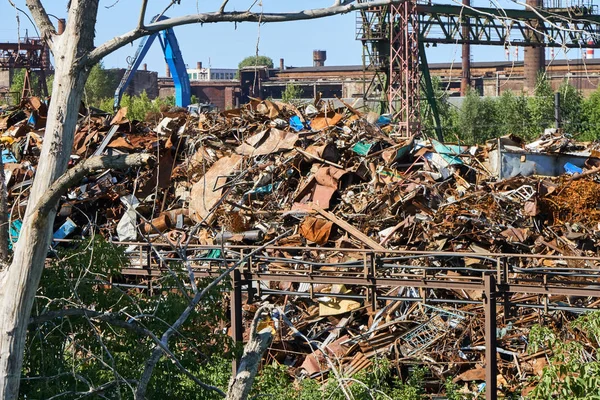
166 64 171 78
460 0 471 96
142 63 147 71
197 61 202 69
313 50 326 67
280 58 285 71
57 18 66 35
524 0 545 94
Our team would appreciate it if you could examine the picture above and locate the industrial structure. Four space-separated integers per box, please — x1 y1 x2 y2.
356 0 600 138
0 37 52 102
185 62 237 81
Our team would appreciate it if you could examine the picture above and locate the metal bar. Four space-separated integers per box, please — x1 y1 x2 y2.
485 274 498 400
230 268 243 375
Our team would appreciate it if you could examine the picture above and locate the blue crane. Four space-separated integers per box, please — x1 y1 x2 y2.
113 15 191 111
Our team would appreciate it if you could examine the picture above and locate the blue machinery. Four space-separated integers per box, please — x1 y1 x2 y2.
114 15 191 110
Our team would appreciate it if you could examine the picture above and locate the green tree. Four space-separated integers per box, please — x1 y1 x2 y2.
22 237 236 399
457 89 501 144
527 312 600 399
581 86 600 140
497 90 531 137
422 76 459 141
281 83 303 103
238 55 274 69
527 73 554 139
84 62 119 107
557 80 584 136
9 69 51 104
251 358 427 399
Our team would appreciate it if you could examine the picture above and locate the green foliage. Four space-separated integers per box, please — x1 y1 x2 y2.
527 73 555 138
9 69 52 104
422 76 459 141
238 55 274 69
98 91 174 120
558 79 584 135
84 62 119 107
251 358 427 400
22 237 235 399
281 83 304 103
581 85 600 141
456 89 501 144
445 377 475 400
497 90 531 137
449 74 600 144
526 311 600 399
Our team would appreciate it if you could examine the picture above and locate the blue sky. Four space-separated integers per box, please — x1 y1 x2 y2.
0 0 591 75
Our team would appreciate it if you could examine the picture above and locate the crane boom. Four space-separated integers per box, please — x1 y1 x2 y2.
114 15 191 110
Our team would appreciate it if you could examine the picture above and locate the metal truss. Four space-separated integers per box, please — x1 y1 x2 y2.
0 38 50 98
418 4 600 48
356 6 390 113
356 2 600 136
389 1 421 138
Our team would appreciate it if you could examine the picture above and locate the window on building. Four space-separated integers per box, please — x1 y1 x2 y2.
193 73 198 79
211 73 215 79
188 73 192 79
219 73 224 79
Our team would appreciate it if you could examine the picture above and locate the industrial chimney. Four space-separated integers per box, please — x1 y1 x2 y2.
142 63 147 71
313 50 326 67
197 61 203 69
57 19 66 35
166 64 171 78
280 58 285 71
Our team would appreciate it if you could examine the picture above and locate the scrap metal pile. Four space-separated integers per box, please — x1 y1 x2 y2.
2 97 600 396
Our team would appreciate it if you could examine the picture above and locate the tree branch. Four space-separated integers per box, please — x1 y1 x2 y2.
33 153 155 218
30 307 227 397
226 305 274 400
25 0 56 47
218 0 230 14
29 308 152 337
85 0 401 66
138 0 148 29
135 229 292 399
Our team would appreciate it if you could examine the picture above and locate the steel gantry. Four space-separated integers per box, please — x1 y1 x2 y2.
357 1 600 138
0 38 51 100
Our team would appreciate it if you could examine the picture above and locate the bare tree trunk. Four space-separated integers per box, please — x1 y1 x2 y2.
0 1 99 398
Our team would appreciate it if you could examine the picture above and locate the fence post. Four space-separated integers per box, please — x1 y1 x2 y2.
484 274 498 400
231 268 243 376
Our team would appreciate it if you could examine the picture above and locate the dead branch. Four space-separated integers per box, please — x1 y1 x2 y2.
29 307 226 397
29 308 152 337
138 0 148 29
135 229 292 399
218 0 230 14
226 304 274 400
25 0 57 47
34 153 155 218
86 0 401 65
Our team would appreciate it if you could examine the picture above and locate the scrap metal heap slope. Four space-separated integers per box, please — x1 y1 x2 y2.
4 98 600 396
